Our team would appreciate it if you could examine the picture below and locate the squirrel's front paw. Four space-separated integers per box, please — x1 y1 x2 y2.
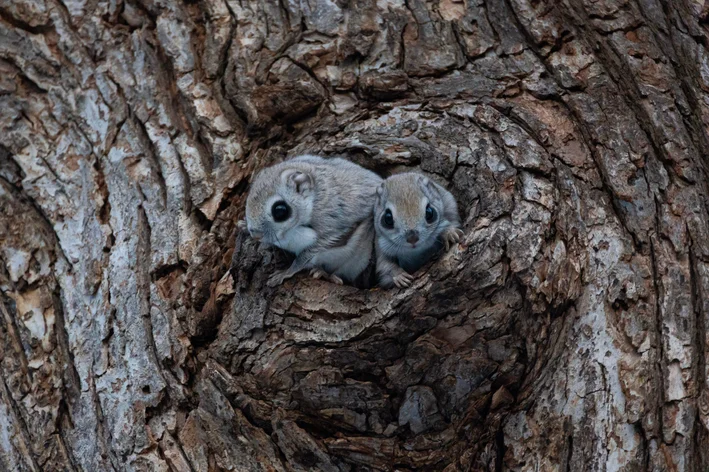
237 220 248 233
443 227 464 250
267 270 291 287
393 271 414 288
310 268 326 280
310 268 344 285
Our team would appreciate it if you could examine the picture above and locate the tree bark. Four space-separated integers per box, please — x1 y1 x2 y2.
1 0 709 470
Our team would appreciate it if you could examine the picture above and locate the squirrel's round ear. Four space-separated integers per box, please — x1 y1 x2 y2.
282 169 313 193
418 175 437 192
376 182 386 198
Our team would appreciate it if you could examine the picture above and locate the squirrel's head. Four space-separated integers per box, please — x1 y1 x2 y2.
374 172 446 251
245 164 315 247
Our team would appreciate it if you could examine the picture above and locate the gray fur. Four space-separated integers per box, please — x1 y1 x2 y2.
374 172 462 288
242 154 382 286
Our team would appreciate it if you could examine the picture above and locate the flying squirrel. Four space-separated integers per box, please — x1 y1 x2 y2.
239 155 382 287
373 172 463 288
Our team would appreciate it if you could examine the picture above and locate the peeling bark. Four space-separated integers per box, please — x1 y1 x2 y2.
2 0 709 470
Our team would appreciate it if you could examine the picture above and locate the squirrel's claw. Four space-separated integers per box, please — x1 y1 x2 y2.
330 274 344 285
310 268 344 285
310 268 325 279
267 270 291 287
393 271 414 288
443 227 464 250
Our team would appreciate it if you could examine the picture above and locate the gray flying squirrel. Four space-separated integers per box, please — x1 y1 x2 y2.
374 172 463 288
238 155 382 287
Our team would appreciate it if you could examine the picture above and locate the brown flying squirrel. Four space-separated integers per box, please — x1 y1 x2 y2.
238 155 381 287
373 172 463 288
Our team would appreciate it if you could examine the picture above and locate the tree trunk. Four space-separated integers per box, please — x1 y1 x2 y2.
1 0 709 470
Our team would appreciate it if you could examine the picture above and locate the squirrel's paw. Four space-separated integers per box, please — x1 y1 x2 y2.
393 271 414 288
310 268 326 279
443 227 464 250
267 270 292 287
237 220 248 233
330 274 344 285
310 268 344 285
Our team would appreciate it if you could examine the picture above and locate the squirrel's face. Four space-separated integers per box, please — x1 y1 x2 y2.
245 166 315 248
374 173 444 252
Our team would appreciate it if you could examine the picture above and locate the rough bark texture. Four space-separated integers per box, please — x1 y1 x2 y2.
2 0 709 470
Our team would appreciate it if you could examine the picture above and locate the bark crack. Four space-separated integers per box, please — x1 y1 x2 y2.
0 369 41 472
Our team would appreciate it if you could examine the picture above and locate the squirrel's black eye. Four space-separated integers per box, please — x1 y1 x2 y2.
382 209 394 229
271 201 291 222
425 204 437 224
